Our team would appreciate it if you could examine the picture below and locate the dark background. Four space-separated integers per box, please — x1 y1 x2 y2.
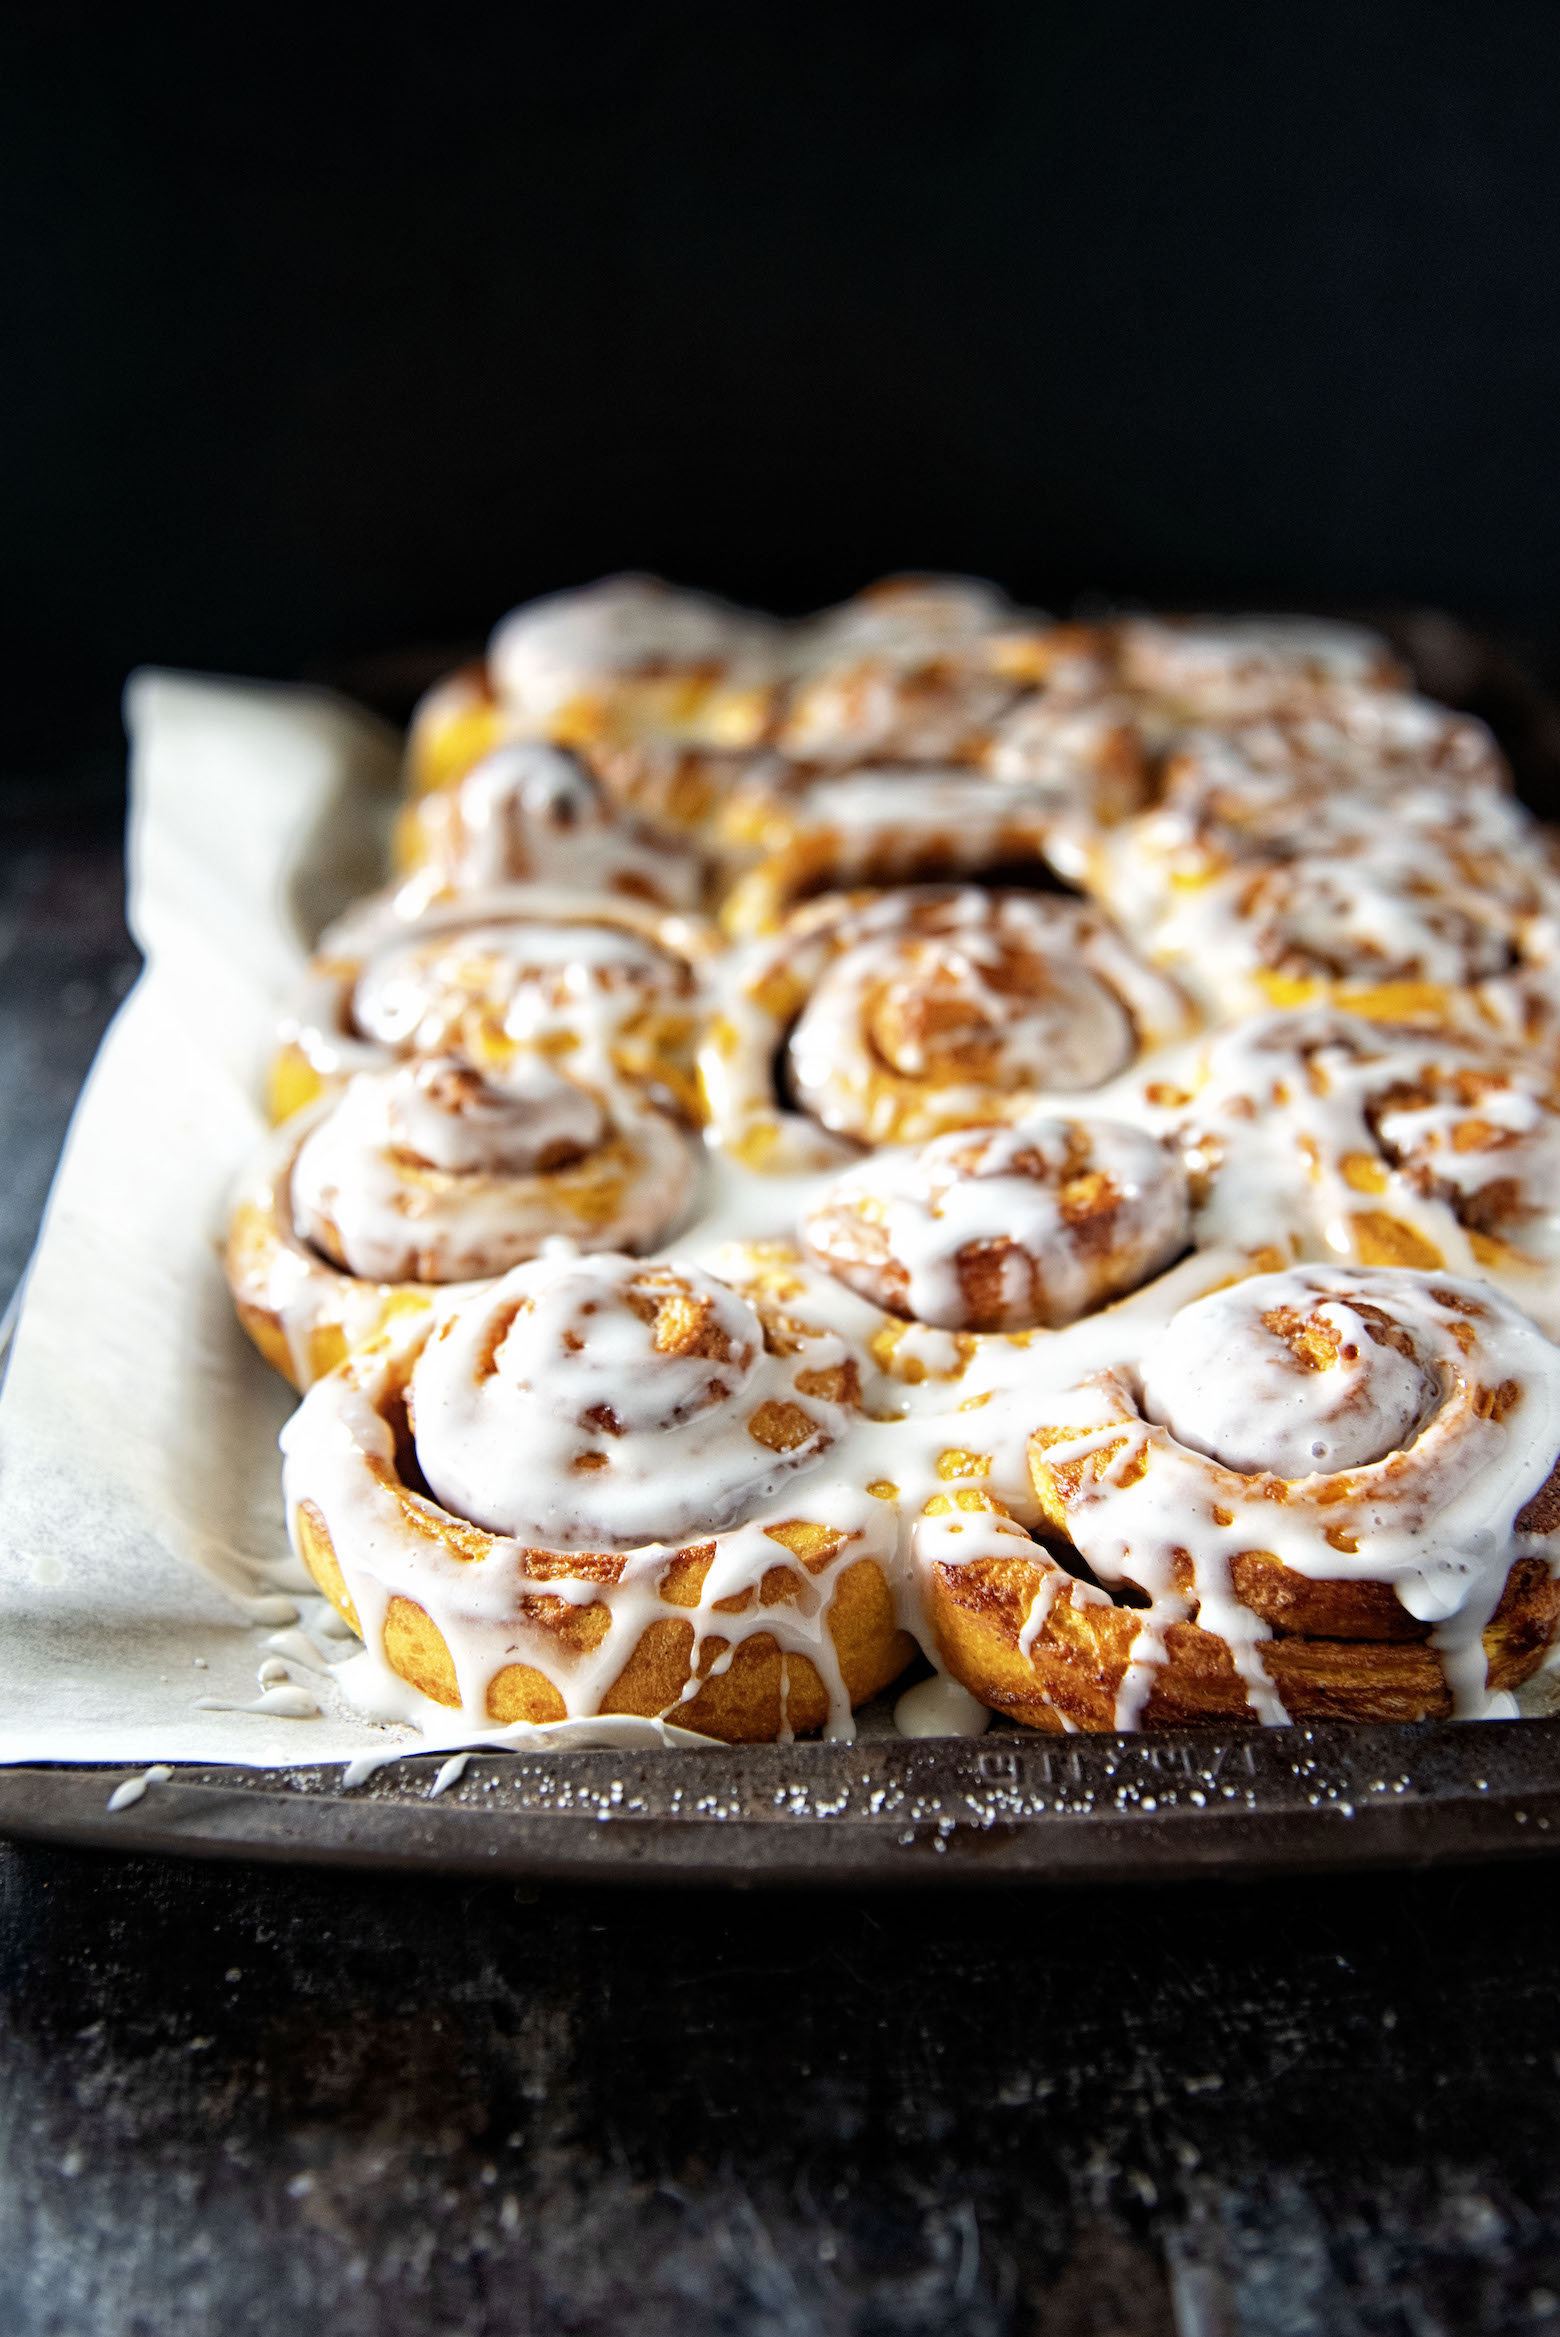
6 0 1560 806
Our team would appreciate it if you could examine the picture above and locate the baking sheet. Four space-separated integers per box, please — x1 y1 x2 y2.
4 1717 1560 1887
3 669 1560 1883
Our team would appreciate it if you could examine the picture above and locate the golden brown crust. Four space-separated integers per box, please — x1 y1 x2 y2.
290 1360 914 1742
922 1519 1560 1732
405 663 504 796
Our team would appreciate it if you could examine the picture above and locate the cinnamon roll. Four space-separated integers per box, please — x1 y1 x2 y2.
393 741 704 911
1178 689 1511 800
405 662 506 797
801 1118 1191 1333
923 1265 1560 1731
487 574 781 751
1096 703 1539 948
716 770 1094 938
1093 811 1560 1038
268 886 713 1128
772 576 1044 765
280 1253 914 1738
1153 1008 1560 1330
981 692 1147 827
1114 616 1408 724
699 885 1196 1169
227 1056 695 1387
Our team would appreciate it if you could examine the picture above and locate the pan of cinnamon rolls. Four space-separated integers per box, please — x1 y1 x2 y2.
228 575 1560 1743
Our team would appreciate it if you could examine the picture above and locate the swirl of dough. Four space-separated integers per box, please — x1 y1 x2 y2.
773 652 1020 767
226 1061 696 1387
920 1266 1560 1733
1163 720 1523 870
770 579 1068 765
1138 1275 1438 1476
1095 712 1536 943
1370 1071 1560 1257
802 1117 1190 1332
352 918 689 1056
785 891 1190 1147
394 741 703 909
1193 690 1510 797
408 1252 861 1547
269 886 713 1126
1034 1267 1560 1715
1231 846 1526 988
1093 823 1559 1035
289 1056 693 1285
699 885 1195 1169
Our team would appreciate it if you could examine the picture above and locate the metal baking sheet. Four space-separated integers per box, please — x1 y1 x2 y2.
7 618 1560 1890
5 1714 1560 1886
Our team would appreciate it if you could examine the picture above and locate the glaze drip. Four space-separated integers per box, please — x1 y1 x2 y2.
408 1252 857 1547
802 1116 1190 1332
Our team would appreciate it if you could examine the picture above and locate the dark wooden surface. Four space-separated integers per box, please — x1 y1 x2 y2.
7 816 1560 2332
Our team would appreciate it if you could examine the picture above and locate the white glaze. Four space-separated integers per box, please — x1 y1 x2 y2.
409 1251 855 1545
488 575 780 721
289 1057 691 1283
1031 1267 1560 1725
893 1673 991 1737
399 741 702 908
802 1116 1190 1331
1139 1276 1437 1477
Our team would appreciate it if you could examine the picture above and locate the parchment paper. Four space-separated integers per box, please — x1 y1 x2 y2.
0 672 444 1767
